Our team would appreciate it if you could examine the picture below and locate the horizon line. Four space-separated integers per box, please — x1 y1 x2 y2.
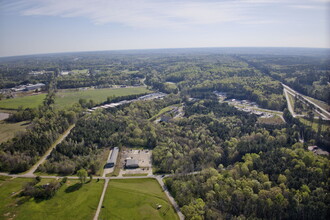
1 46 330 59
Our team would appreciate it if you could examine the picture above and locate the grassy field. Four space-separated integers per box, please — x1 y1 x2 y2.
149 104 181 121
299 117 330 132
122 70 139 74
0 121 29 143
165 82 177 90
0 177 104 220
55 87 150 108
0 94 47 110
303 95 330 112
70 69 89 74
0 87 151 110
257 115 285 125
99 178 179 220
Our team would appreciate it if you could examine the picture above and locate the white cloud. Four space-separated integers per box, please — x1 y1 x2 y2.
2 0 327 28
2 0 285 28
290 4 325 9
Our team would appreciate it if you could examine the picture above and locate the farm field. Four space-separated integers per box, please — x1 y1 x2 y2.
99 178 179 220
0 177 104 220
0 120 29 143
0 87 151 110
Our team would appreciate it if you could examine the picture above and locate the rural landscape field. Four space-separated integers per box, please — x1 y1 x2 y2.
0 87 150 110
0 48 329 220
100 179 179 220
1 0 329 219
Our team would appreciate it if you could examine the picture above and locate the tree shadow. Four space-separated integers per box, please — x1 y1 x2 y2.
65 183 82 193
16 195 31 205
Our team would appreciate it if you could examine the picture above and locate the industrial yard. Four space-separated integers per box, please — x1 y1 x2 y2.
119 149 153 176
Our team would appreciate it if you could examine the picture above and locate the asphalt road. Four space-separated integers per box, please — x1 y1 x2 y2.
283 88 301 118
282 83 330 120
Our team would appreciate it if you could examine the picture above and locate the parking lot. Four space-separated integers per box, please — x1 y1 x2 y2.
119 149 152 176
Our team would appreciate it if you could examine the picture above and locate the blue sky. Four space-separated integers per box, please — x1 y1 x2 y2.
0 0 329 57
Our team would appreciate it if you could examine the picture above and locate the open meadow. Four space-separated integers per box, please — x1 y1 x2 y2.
299 117 330 132
0 94 47 110
0 87 151 110
55 86 150 108
0 121 29 143
0 177 104 220
99 178 179 220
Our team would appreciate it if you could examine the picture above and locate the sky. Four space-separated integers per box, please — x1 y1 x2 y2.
0 0 329 57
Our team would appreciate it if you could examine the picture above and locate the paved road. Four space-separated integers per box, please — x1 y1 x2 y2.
282 84 330 120
156 176 185 220
284 88 329 120
283 88 300 118
24 124 75 176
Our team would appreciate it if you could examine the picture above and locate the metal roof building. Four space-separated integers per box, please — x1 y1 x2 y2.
125 159 139 168
25 83 45 91
104 147 119 168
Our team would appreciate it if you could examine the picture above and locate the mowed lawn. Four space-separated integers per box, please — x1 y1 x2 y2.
55 87 150 108
0 87 151 110
0 94 47 109
299 117 330 132
100 178 179 220
0 120 29 143
0 177 104 220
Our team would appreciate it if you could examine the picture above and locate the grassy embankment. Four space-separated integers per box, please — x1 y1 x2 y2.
0 177 104 220
149 104 181 121
99 178 179 220
299 117 330 132
302 95 330 112
287 92 324 118
0 87 151 110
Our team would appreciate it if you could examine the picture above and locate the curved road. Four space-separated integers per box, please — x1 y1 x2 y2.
282 83 330 120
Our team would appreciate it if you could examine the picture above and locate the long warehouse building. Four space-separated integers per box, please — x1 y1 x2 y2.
104 147 119 168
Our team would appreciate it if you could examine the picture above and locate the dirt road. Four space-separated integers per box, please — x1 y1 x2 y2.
24 124 75 176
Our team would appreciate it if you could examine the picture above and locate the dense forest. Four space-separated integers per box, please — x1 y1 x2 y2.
238 54 330 104
166 144 329 219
